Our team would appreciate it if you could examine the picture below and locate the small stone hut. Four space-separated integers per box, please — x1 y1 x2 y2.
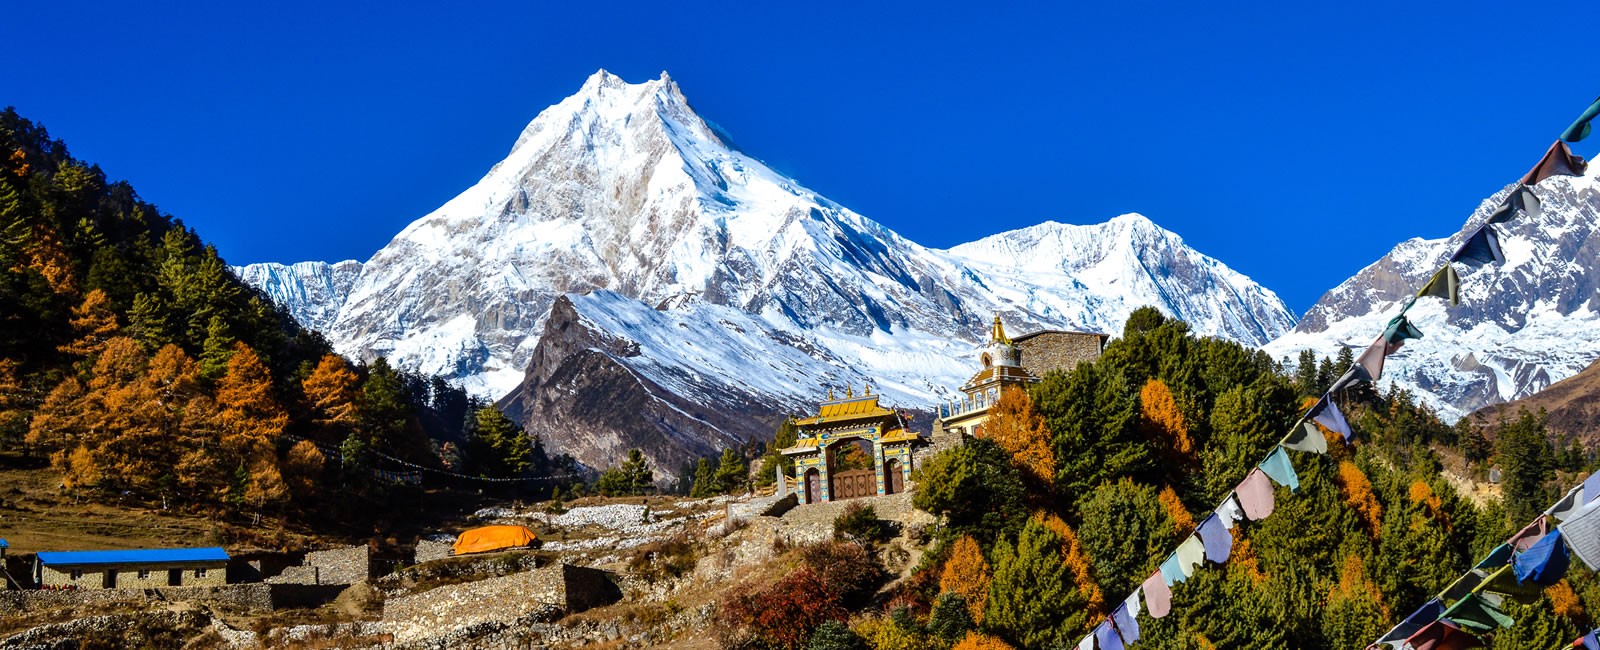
35 547 229 589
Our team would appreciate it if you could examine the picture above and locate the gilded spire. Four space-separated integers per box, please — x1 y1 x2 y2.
991 313 1011 345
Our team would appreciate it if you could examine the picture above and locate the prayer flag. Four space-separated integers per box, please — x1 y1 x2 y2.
1558 499 1600 571
1236 469 1275 520
1142 571 1172 619
1175 535 1206 578
1452 224 1505 267
1374 599 1444 647
1078 634 1095 650
1095 620 1124 650
1284 421 1330 454
1309 394 1354 442
1113 595 1141 645
1441 592 1515 633
1355 336 1388 384
1548 485 1586 522
1513 530 1571 586
1330 364 1371 394
1521 140 1588 186
1508 516 1551 552
1417 264 1461 306
1486 185 1541 225
1216 494 1245 529
1260 447 1300 491
1197 514 1232 563
1159 553 1186 586
1402 619 1480 650
1562 96 1600 143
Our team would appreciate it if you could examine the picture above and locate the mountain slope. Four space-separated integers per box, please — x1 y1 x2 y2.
1265 162 1600 422
231 260 362 336
237 70 1297 474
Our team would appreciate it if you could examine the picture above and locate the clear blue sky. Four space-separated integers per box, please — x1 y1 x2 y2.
7 1 1594 313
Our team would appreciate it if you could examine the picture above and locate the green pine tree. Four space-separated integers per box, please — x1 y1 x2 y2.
713 447 747 495
198 314 236 380
985 515 1090 648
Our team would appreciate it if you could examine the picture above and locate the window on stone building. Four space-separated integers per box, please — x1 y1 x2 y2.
195 568 208 578
137 569 150 579
70 569 82 580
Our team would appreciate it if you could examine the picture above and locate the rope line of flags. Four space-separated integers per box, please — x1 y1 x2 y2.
282 432 585 485
1073 94 1600 650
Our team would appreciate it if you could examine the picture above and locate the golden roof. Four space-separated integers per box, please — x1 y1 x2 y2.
794 395 895 426
879 428 922 444
962 364 1038 392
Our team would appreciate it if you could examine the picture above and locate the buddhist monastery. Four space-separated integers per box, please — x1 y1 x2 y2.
934 315 1109 441
779 386 925 505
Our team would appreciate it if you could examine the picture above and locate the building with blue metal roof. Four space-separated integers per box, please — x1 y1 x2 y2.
35 547 228 589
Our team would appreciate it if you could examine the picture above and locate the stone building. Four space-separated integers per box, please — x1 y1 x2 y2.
933 316 1107 444
779 388 926 505
35 547 229 589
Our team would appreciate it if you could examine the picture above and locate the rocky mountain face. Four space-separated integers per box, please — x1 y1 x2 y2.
236 70 1297 476
232 260 363 336
1468 356 1600 444
1265 163 1600 422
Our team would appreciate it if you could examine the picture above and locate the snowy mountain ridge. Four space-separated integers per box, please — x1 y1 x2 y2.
235 70 1298 474
1264 162 1600 422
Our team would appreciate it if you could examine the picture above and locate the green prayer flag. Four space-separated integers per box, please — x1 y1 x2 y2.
1562 96 1600 143
1440 592 1515 632
1417 264 1460 306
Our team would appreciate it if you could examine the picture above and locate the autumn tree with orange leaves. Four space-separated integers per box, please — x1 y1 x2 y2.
983 387 1055 490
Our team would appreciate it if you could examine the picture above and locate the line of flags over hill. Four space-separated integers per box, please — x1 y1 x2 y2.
1073 94 1600 650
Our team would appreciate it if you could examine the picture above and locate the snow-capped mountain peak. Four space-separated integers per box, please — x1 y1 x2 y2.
237 71 1297 475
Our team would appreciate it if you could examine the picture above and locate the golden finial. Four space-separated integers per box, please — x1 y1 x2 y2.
827 387 835 400
865 384 871 396
847 386 854 398
991 313 1011 345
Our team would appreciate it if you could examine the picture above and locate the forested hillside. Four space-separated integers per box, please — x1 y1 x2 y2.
0 108 570 529
720 308 1598 649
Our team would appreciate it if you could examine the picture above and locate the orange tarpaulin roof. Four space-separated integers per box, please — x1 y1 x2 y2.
452 525 537 556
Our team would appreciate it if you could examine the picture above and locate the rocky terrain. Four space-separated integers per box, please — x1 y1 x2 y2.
0 492 933 649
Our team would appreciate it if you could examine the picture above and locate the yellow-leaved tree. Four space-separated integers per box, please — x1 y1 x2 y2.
941 535 993 624
215 342 289 510
301 353 359 441
1034 512 1106 619
984 387 1055 490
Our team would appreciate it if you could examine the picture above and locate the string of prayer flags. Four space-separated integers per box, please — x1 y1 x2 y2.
1329 363 1370 394
1417 263 1461 306
1158 553 1187 586
1521 140 1588 186
1371 599 1445 649
1557 499 1600 571
1236 469 1275 520
1259 447 1300 491
1113 593 1142 645
1141 571 1172 619
1512 530 1571 586
1452 224 1505 267
1486 185 1541 225
1307 394 1353 442
1562 96 1600 143
1578 629 1600 650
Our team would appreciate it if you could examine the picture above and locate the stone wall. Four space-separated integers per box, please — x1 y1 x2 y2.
266 565 319 585
1016 331 1106 376
38 563 225 589
382 564 620 643
305 545 370 585
0 583 273 613
413 539 454 565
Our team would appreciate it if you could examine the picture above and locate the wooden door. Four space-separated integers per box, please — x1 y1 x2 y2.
886 459 904 494
805 469 821 504
831 469 875 500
